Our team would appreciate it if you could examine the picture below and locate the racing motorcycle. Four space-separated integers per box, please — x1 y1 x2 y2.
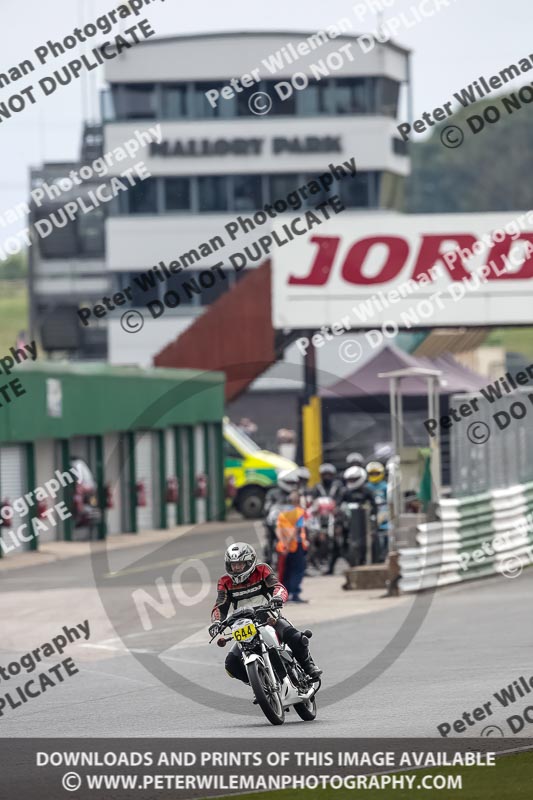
209 601 320 726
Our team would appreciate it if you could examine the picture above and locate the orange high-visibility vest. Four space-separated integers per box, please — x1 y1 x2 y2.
276 507 309 553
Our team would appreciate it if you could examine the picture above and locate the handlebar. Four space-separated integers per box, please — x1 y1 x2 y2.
209 601 280 643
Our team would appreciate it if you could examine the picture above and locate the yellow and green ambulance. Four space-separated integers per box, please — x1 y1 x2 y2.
223 418 297 518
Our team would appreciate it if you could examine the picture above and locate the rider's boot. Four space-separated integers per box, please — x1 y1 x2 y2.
300 653 323 680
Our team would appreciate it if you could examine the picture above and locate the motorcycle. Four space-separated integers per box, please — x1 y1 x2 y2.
209 601 320 726
340 501 368 566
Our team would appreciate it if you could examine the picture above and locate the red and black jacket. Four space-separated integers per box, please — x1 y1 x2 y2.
211 563 288 621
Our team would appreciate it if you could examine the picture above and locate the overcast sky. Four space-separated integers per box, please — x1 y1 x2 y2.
0 0 531 219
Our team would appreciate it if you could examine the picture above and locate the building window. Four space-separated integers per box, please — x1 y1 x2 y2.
232 175 262 211
127 177 158 214
127 271 160 306
36 213 77 258
267 174 301 206
164 177 191 211
112 84 157 120
393 137 408 156
193 82 236 118
261 81 297 115
331 77 373 114
296 78 331 115
78 208 105 256
340 172 371 207
198 176 228 212
197 269 231 304
304 172 332 207
164 272 197 305
378 78 400 117
161 83 188 118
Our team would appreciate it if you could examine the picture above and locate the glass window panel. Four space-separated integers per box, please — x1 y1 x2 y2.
267 174 300 206
332 78 371 114
304 172 332 207
112 84 157 120
193 82 235 118
198 269 231 304
127 178 158 214
78 208 105 256
260 81 296 115
232 175 262 211
340 172 370 207
295 78 330 115
198 176 228 212
161 84 188 118
128 272 160 307
379 78 400 117
163 272 198 306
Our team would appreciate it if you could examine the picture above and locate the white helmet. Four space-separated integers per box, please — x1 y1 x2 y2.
319 463 337 477
346 452 365 467
343 465 367 490
224 542 257 584
277 469 299 493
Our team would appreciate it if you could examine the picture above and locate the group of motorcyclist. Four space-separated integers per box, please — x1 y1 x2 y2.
263 453 392 578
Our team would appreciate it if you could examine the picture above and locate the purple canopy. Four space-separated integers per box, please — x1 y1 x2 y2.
321 344 486 397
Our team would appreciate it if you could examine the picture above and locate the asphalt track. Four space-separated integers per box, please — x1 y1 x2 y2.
0 519 532 739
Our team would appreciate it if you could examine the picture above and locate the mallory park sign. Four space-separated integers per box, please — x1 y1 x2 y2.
272 211 533 329
149 136 342 157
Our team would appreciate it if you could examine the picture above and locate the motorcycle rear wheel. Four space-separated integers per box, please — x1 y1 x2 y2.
247 661 285 725
294 695 317 721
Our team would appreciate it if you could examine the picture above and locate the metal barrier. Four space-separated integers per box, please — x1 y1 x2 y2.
451 386 533 496
399 481 533 592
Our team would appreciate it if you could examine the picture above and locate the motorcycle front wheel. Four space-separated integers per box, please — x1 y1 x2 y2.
294 695 317 721
247 661 285 725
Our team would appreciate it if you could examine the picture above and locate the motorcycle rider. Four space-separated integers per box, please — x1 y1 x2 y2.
345 452 365 469
296 466 313 509
327 466 378 573
342 465 378 511
312 463 343 502
209 542 322 684
365 460 389 562
296 465 311 493
263 469 299 563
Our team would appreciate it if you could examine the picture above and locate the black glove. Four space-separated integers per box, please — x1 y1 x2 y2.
209 622 220 639
270 595 283 609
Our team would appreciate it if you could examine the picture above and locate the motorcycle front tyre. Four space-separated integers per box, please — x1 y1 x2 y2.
247 660 285 725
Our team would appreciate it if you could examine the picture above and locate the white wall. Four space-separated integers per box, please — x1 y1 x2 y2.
104 116 409 178
108 314 194 366
104 33 409 84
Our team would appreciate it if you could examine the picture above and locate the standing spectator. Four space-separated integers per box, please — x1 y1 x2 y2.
238 417 257 437
276 492 309 602
263 469 299 565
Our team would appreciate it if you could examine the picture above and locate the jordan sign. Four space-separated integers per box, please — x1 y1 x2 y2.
271 212 533 329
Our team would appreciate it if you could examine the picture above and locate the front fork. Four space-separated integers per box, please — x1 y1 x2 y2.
242 643 280 691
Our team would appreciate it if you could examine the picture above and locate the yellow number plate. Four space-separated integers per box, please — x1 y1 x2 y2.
232 623 257 642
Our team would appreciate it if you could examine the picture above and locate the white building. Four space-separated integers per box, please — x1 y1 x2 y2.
102 31 411 366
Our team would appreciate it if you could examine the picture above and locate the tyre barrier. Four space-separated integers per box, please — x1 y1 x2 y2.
399 481 533 592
